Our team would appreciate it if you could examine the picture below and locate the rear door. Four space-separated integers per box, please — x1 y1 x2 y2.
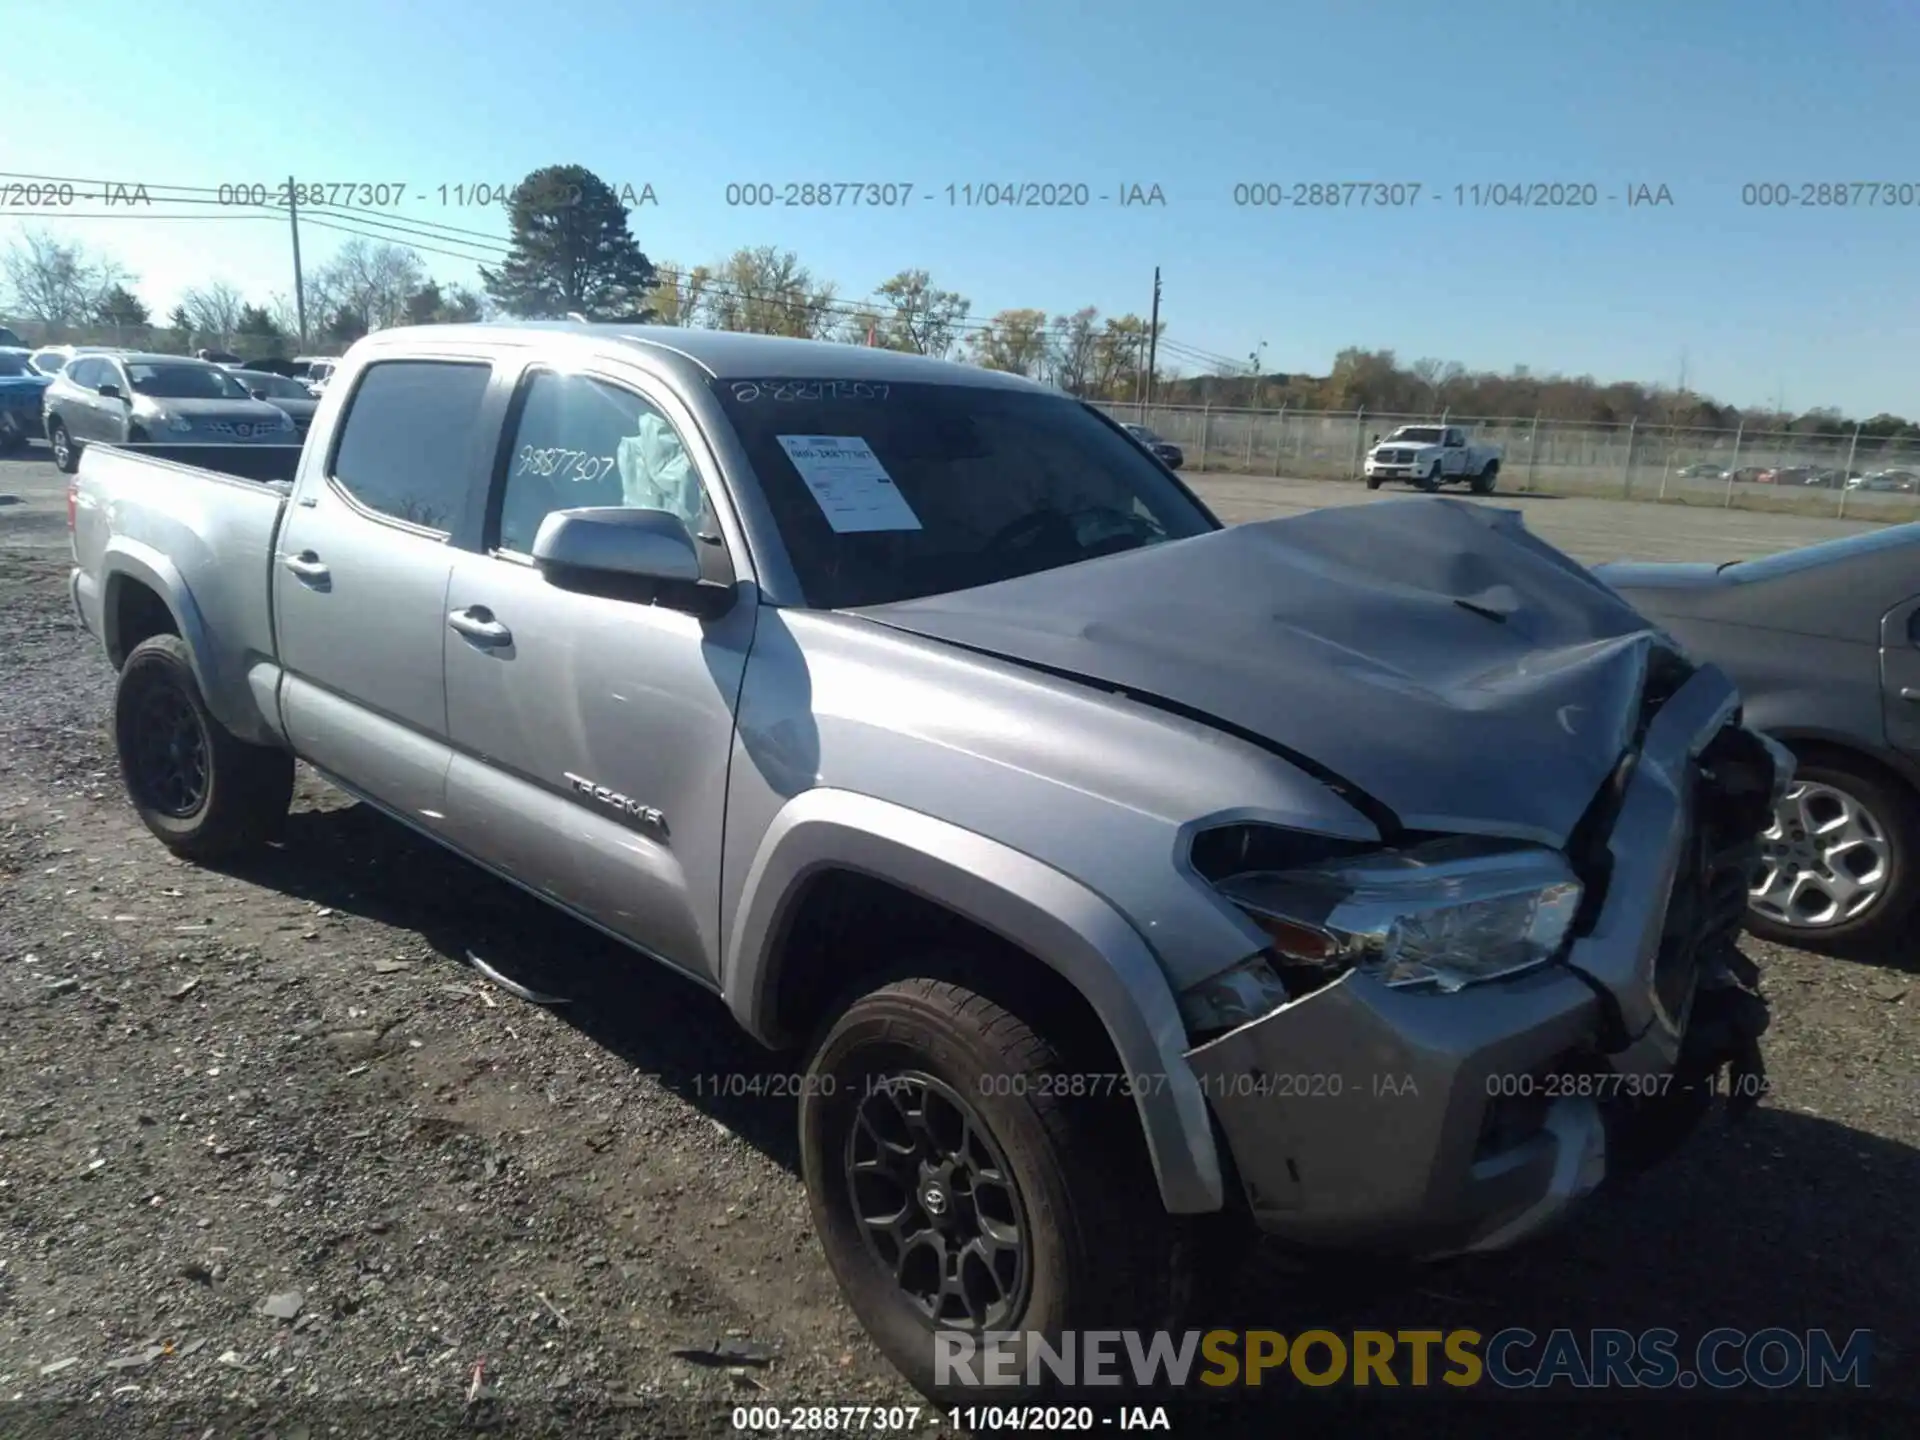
61 358 108 441
272 355 495 825
1881 596 1920 758
439 360 757 984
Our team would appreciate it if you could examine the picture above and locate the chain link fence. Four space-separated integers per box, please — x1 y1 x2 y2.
1095 402 1920 523
3 319 333 360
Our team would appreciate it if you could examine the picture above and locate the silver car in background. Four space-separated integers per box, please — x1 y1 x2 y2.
43 352 297 473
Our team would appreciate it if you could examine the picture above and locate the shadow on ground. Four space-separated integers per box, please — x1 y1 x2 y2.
215 798 1918 1430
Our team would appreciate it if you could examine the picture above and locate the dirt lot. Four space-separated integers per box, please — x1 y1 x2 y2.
0 447 1915 1437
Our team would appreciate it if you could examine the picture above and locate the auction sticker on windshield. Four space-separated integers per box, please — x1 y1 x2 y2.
777 436 923 533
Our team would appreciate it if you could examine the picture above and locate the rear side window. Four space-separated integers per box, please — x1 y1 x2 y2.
66 358 104 389
330 360 491 532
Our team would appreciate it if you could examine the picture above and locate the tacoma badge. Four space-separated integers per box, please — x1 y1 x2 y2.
563 773 669 840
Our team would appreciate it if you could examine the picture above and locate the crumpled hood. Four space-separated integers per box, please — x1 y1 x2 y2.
855 500 1671 845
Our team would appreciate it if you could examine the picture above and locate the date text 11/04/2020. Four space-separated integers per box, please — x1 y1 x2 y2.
686 1070 1770 1103
209 181 658 209
1231 182 1675 208
722 182 1167 208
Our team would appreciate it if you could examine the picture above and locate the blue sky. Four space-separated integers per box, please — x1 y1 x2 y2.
5 0 1918 414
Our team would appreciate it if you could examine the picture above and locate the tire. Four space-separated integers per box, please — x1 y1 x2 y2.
113 634 294 861
1745 756 1920 955
1419 462 1443 492
800 968 1199 1403
1364 474 1383 490
48 417 77 474
1470 463 1499 495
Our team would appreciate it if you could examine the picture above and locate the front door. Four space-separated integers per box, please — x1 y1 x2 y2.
272 357 494 825
1881 594 1920 760
440 364 757 983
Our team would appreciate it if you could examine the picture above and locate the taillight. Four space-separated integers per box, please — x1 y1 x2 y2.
67 480 77 530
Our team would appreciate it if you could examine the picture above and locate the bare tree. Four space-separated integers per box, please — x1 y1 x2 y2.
1409 356 1466 412
1049 308 1101 395
2 229 133 326
311 238 427 334
179 281 249 338
967 309 1053 377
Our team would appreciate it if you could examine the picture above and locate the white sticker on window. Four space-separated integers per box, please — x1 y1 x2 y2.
776 436 922 533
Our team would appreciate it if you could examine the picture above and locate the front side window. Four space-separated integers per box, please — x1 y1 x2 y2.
65 358 104 389
329 360 491 532
493 371 712 555
712 379 1217 609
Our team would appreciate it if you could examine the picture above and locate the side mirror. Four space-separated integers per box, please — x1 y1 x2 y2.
531 507 735 615
250 388 268 400
97 382 123 400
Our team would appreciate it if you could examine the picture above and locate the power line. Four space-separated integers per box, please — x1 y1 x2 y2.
1 169 1219 361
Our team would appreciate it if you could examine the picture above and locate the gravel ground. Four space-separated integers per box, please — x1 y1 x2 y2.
0 446 1916 1438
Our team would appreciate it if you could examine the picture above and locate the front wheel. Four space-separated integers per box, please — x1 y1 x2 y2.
1745 758 1919 955
1419 462 1443 492
800 971 1194 1402
48 418 77 473
113 634 295 860
1470 464 1499 494
1365 473 1383 490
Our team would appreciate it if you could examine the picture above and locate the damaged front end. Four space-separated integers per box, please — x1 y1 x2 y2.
1178 645 1787 1258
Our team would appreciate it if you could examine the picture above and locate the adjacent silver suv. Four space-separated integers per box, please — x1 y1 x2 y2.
45 351 296 472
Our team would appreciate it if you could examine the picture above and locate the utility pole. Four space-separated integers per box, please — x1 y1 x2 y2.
287 176 308 350
1145 267 1161 409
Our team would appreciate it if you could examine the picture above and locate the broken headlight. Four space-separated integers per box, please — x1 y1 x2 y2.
1206 835 1583 1006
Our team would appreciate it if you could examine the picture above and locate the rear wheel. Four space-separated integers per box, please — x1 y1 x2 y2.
1745 757 1919 955
113 634 294 860
1470 463 1499 494
800 967 1198 1402
48 418 77 473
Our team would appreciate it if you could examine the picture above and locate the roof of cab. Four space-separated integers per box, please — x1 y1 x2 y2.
353 321 1053 392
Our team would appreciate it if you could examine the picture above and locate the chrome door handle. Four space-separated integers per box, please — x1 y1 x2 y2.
448 607 512 647
281 551 330 583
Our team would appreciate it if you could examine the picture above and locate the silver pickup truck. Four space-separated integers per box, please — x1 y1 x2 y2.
69 323 1783 1398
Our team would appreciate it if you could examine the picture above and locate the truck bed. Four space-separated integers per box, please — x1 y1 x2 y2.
70 443 298 747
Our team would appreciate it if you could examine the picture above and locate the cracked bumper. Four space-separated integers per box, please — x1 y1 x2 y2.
1185 663 1769 1258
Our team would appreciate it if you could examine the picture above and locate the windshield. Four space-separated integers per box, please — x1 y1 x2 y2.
1124 424 1163 442
0 353 35 377
235 372 311 398
125 362 251 399
1388 427 1444 444
1721 523 1920 579
31 351 67 373
712 379 1219 608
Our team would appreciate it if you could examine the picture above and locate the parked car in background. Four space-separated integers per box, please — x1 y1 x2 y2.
301 360 343 401
0 348 52 452
1850 470 1918 493
44 352 298 473
1676 463 1729 480
1728 467 1771 485
1363 424 1502 492
68 321 1781 1402
194 348 245 365
237 356 306 378
229 369 319 439
28 344 123 377
1598 524 1920 954
1758 466 1816 486
1120 420 1185 469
